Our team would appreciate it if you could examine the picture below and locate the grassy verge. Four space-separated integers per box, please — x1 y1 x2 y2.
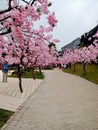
22 71 44 79
9 70 44 79
64 63 98 84
0 109 14 129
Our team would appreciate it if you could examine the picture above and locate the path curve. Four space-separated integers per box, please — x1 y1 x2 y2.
1 69 98 130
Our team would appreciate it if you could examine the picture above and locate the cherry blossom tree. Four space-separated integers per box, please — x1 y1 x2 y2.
0 0 59 92
59 43 98 75
58 49 79 70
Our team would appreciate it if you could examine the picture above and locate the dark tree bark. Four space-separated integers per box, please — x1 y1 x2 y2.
18 65 23 93
39 66 42 75
31 0 36 6
32 67 35 80
68 63 71 70
0 0 36 35
83 63 86 75
73 64 76 72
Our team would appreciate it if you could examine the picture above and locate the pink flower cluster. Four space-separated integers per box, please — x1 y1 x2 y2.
58 43 98 66
47 12 58 27
0 0 60 68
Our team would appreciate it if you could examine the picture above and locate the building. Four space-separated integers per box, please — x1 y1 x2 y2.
61 25 98 52
61 37 80 52
80 25 98 47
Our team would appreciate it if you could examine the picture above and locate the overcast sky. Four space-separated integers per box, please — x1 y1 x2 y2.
50 0 98 50
1 0 98 50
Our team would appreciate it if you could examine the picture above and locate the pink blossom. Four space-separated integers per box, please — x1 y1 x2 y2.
53 39 60 43
47 12 58 27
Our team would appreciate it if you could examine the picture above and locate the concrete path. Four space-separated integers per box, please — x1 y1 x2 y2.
1 69 98 130
0 70 42 112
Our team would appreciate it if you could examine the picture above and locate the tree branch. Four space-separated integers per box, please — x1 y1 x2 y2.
21 0 30 4
0 0 18 15
21 0 36 5
0 31 10 35
23 30 50 43
0 0 35 15
0 6 18 15
0 27 11 35
31 0 36 6
0 16 11 22
9 0 12 9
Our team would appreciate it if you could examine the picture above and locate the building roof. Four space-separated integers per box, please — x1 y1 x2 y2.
61 37 80 51
61 25 98 51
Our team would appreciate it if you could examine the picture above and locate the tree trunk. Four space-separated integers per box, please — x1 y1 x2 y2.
32 68 35 80
18 73 23 93
69 63 71 70
83 63 86 75
35 67 37 72
73 64 75 72
18 65 23 93
39 66 42 75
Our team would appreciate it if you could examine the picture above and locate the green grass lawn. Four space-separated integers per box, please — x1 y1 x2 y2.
64 63 98 84
9 70 44 79
22 70 44 79
0 109 14 129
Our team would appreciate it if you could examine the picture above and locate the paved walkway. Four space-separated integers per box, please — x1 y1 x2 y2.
1 69 98 130
0 70 42 112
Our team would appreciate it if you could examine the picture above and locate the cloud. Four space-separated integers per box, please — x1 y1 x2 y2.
50 0 98 50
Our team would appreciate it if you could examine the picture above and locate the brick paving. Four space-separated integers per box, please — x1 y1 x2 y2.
0 70 42 112
1 69 98 130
